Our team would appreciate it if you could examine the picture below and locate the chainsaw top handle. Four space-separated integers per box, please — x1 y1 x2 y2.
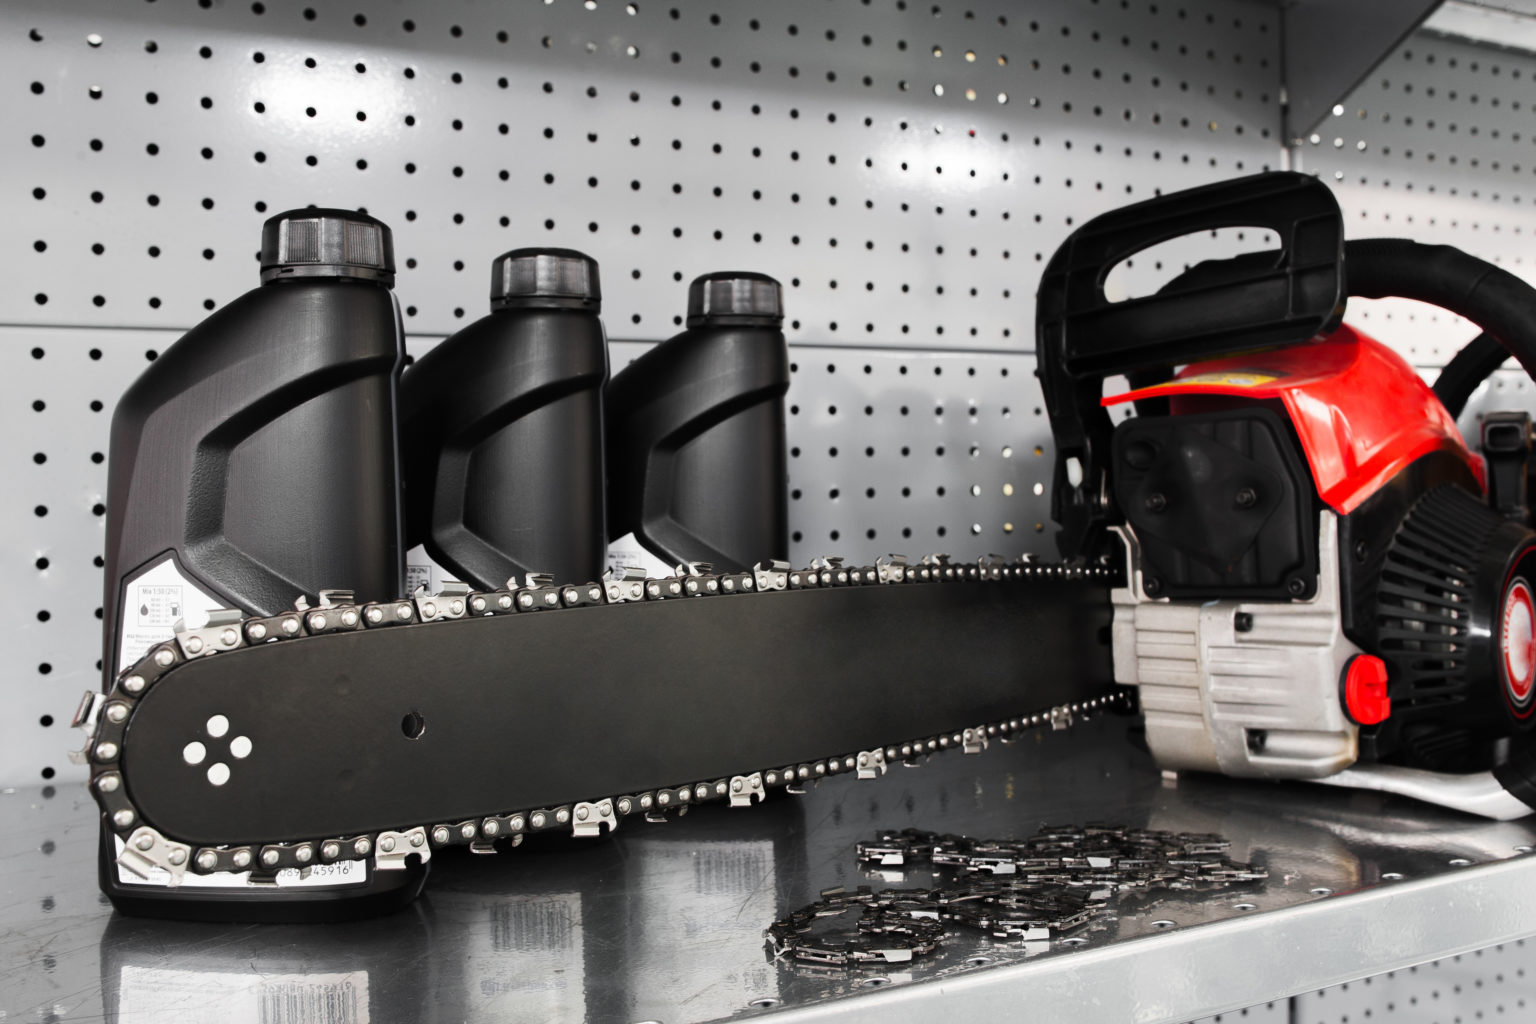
1035 170 1346 561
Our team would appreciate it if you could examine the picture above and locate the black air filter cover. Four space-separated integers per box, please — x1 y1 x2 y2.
1112 407 1316 600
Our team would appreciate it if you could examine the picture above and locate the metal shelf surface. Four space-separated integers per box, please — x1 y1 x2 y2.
6 715 1536 1024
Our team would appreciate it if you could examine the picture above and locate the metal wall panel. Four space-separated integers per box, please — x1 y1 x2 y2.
4 0 1284 343
1302 28 1536 366
1294 941 1536 1024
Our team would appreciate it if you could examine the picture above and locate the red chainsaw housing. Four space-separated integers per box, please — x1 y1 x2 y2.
1103 324 1485 514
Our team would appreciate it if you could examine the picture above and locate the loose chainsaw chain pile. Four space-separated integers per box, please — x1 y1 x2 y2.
766 824 1267 967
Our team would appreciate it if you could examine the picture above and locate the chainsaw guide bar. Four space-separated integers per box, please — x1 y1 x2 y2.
79 555 1125 908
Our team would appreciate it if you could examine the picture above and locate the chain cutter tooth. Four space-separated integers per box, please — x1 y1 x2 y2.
173 608 247 659
412 582 471 622
117 826 193 885
603 566 649 604
374 827 431 870
855 749 888 780
753 560 790 592
571 799 618 837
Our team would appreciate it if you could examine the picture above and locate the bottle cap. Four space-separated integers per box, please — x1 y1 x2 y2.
259 208 395 285
687 272 784 326
490 248 601 309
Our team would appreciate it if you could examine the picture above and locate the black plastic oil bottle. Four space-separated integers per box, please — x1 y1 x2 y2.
399 248 609 589
103 209 405 679
605 271 790 573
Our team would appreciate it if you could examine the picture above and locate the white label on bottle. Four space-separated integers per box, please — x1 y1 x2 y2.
117 965 370 1023
404 544 466 594
113 835 368 889
116 557 226 673
605 532 676 580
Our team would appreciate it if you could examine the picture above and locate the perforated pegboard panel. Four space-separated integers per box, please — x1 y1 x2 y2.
1300 27 1536 366
5 0 1284 344
1188 1004 1287 1024
1295 940 1536 1024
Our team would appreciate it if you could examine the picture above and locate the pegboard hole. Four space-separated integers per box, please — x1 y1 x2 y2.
402 711 426 739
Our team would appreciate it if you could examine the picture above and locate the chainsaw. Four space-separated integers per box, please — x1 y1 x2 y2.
76 171 1536 921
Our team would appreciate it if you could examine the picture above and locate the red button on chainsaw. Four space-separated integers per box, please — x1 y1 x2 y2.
1342 654 1391 726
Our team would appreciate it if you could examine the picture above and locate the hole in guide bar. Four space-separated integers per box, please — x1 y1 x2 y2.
401 711 426 739
857 977 892 988
748 998 780 1009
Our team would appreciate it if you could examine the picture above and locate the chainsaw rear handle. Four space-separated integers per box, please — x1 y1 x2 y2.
1036 171 1346 560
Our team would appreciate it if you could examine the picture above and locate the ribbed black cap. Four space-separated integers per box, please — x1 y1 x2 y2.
687 272 784 326
490 248 601 310
259 208 395 285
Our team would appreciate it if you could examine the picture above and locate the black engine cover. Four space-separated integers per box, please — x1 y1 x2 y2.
1112 407 1317 600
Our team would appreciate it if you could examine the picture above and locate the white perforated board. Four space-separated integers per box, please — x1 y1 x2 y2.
5 0 1283 341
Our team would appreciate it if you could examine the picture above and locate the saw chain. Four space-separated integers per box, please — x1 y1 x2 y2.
768 825 1268 967
75 553 1128 891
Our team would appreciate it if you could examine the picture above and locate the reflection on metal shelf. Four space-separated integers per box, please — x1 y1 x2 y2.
4 717 1536 1023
